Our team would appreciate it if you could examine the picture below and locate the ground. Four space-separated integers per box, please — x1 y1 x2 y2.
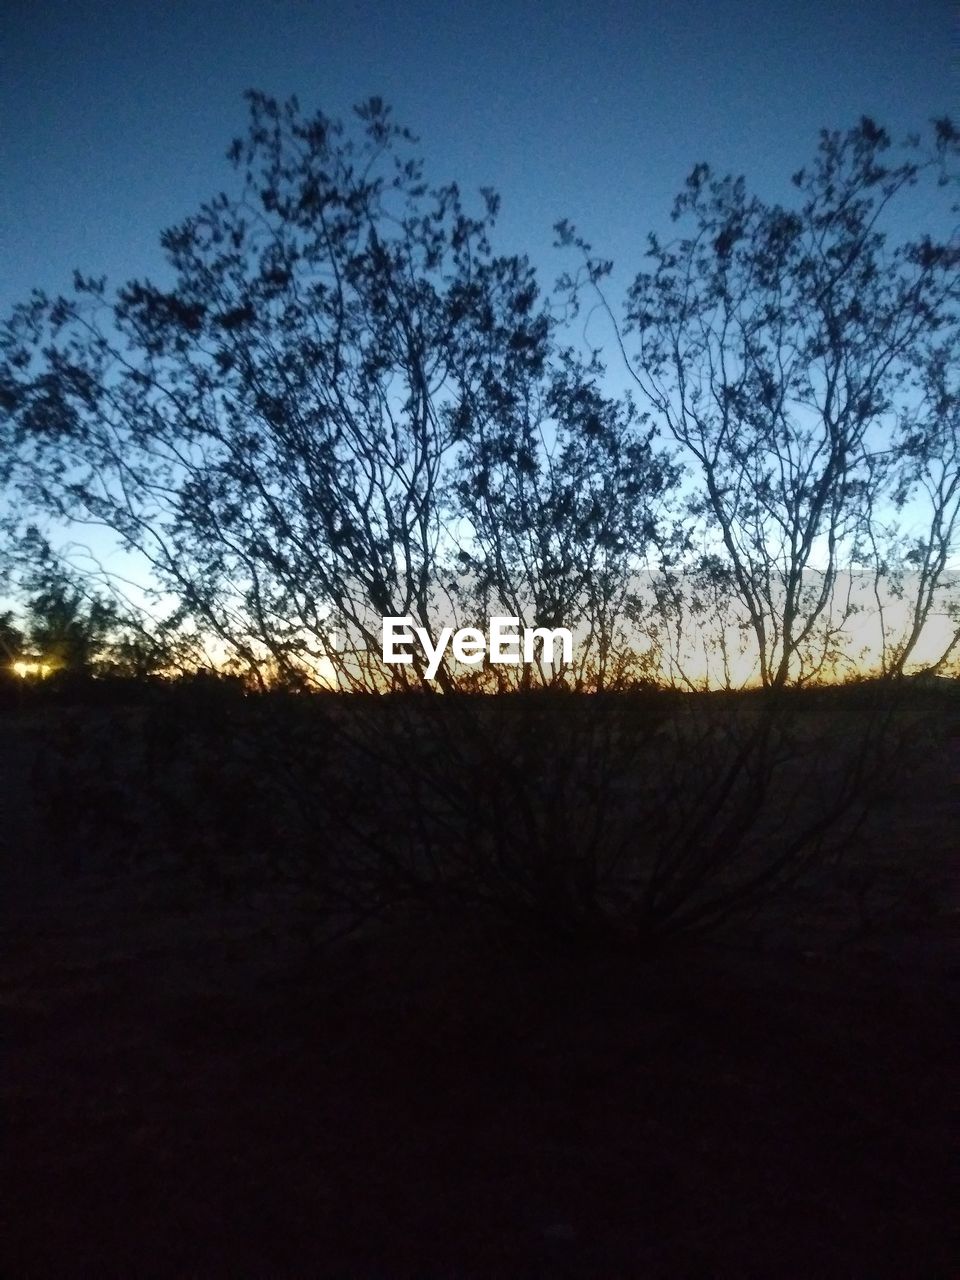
1 694 958 1277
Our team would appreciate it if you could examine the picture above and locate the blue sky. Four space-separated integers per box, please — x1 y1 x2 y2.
2 0 956 319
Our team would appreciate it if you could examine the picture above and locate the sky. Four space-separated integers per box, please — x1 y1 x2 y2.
1 0 958 656
2 0 957 321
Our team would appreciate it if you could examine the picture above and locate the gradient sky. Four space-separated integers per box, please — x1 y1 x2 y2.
1 0 958 623
2 0 957 322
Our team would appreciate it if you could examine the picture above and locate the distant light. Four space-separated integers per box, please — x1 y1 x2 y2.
12 660 49 678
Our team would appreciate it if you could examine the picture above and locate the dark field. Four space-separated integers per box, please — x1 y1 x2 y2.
2 685 958 1277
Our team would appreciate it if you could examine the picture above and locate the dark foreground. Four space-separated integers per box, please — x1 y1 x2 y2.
2 694 958 1277
3 904 957 1278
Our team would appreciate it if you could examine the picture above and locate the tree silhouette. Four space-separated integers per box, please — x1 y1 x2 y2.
0 100 956 947
0 610 23 664
558 116 960 686
0 92 678 692
22 567 116 674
